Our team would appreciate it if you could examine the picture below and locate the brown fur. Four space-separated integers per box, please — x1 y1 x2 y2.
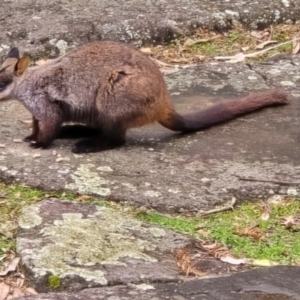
0 41 291 153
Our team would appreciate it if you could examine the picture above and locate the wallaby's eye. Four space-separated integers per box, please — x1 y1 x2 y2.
0 77 13 92
0 83 7 92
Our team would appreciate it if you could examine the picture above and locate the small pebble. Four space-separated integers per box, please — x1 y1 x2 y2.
32 153 41 159
13 139 22 143
0 144 5 148
56 157 70 162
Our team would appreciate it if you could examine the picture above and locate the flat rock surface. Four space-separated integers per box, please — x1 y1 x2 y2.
17 199 192 292
0 56 299 212
17 266 300 300
1 0 300 59
16 199 300 300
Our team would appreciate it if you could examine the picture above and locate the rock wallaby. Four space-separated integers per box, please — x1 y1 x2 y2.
0 41 290 153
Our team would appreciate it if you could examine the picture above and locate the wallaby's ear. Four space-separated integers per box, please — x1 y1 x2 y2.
7 47 20 59
15 57 29 76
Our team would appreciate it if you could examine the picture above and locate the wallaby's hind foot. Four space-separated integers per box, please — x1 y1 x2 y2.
72 126 126 153
57 125 103 139
24 135 36 143
72 138 125 153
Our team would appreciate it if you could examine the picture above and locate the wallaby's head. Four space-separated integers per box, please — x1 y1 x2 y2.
0 47 29 100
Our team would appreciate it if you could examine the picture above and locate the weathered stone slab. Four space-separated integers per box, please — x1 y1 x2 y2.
1 0 300 60
17 199 192 292
0 57 299 212
16 266 300 299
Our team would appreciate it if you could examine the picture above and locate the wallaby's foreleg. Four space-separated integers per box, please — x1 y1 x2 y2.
24 117 39 142
30 118 62 149
72 126 126 153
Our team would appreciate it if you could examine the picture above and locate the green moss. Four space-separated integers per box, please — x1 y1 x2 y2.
48 275 61 289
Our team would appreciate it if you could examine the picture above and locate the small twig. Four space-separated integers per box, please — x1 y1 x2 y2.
197 197 237 216
235 176 300 186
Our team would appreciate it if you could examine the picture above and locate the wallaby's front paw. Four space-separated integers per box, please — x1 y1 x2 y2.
24 135 36 142
30 142 46 149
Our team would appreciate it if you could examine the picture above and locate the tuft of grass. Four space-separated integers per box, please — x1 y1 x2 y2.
48 275 61 289
137 200 300 265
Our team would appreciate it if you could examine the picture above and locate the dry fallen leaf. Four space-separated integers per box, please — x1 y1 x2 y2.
0 282 10 300
256 40 278 49
75 195 92 202
175 248 206 277
281 215 298 229
201 242 218 250
0 221 17 239
215 38 300 63
267 195 285 205
13 192 21 199
0 258 20 276
183 36 221 47
197 229 210 238
292 39 300 54
261 205 270 221
235 226 264 240
194 54 206 61
19 119 32 124
250 30 270 40
23 287 38 295
241 46 249 52
220 256 249 265
250 259 279 267
140 47 152 54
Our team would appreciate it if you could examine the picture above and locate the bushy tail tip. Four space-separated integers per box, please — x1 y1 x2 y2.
269 88 291 105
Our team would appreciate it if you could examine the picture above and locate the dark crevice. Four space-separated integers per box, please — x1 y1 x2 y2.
245 63 269 85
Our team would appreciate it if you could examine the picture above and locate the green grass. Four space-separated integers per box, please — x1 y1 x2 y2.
137 200 300 265
1 181 300 265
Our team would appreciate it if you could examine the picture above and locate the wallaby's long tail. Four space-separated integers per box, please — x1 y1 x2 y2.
159 89 290 132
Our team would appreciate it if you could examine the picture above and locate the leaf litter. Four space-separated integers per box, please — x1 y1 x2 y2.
140 24 300 71
0 251 37 300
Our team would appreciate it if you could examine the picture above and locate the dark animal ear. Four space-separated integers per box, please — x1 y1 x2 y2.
7 47 20 59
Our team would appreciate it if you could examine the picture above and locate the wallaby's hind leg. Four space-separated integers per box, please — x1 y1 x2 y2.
57 125 103 139
72 125 126 153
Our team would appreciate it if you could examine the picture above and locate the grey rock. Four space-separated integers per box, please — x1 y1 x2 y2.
0 58 299 213
17 199 191 292
16 266 300 299
1 0 300 60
